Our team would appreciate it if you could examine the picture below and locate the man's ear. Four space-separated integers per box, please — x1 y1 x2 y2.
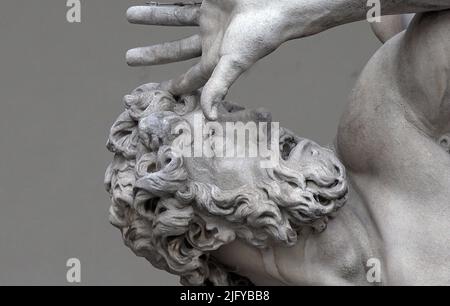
371 14 415 43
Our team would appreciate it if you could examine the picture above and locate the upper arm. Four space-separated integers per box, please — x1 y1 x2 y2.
395 11 450 133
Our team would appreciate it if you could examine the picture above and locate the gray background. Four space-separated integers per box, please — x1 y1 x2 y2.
0 0 379 285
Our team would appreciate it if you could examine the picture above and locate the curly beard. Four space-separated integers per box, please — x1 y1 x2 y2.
172 144 348 250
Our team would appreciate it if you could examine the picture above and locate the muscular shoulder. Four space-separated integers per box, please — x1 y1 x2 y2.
337 11 450 173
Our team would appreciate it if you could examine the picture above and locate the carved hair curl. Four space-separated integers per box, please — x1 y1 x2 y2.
105 85 348 285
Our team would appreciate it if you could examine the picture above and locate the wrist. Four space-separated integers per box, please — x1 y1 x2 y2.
283 0 368 40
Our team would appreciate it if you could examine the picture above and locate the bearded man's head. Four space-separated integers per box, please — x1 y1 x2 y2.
105 84 348 285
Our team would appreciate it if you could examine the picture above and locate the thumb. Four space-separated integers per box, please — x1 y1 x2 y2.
201 54 251 120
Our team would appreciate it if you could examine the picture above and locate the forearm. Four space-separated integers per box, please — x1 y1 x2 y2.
285 0 450 38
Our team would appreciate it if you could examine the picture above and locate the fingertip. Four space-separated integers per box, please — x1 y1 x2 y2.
126 7 136 22
201 86 223 121
202 100 218 121
205 108 218 121
126 6 141 23
126 49 140 66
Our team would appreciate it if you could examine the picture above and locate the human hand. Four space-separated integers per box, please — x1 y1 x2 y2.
126 0 302 120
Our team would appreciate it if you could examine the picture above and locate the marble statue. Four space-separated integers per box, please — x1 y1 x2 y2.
105 1 450 286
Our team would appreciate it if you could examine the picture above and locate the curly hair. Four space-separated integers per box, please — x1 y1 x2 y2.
105 84 348 285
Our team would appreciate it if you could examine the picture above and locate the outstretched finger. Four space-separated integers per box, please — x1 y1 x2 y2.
201 55 250 120
127 35 202 66
159 62 211 96
127 4 200 26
